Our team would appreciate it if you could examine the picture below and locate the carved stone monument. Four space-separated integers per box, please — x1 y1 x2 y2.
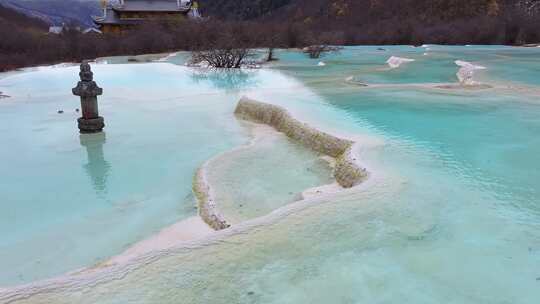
72 62 105 133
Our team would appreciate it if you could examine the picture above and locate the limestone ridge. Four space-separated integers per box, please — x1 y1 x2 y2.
234 97 368 188
193 166 230 230
193 97 368 231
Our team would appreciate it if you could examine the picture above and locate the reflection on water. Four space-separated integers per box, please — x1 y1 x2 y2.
3 47 540 302
80 132 111 196
190 68 259 91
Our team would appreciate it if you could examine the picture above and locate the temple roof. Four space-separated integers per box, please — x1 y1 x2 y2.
113 0 191 12
92 1 193 26
92 8 139 25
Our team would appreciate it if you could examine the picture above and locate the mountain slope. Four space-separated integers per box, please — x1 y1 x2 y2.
201 0 506 21
0 0 100 26
0 0 526 25
0 3 48 30
200 0 292 20
199 0 540 44
0 0 537 45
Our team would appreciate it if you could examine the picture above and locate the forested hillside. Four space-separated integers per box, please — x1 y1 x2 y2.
201 0 539 22
1 0 540 72
3 0 538 44
200 0 540 44
200 0 291 20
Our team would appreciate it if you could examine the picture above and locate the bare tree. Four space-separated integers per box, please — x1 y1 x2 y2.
263 25 286 62
267 47 277 61
191 48 250 68
301 31 344 59
303 45 327 59
303 45 342 59
189 22 253 68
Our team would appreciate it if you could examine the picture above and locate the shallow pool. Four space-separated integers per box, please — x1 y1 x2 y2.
1 46 539 303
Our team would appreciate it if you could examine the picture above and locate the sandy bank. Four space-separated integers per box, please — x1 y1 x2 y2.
97 216 213 267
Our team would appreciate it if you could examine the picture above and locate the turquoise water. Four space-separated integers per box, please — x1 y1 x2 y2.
1 46 540 303
207 127 334 224
0 63 248 285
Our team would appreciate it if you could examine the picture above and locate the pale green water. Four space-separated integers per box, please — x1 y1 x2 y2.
207 126 334 224
0 63 248 285
1 47 540 303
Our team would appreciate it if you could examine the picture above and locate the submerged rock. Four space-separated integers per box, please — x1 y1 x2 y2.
345 76 368 87
455 60 486 86
386 56 415 69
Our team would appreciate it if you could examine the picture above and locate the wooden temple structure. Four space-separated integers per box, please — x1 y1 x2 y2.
93 0 200 33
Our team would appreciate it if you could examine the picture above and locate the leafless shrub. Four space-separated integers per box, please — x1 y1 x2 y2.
300 30 345 58
190 48 250 68
262 25 287 62
303 45 342 59
188 21 255 68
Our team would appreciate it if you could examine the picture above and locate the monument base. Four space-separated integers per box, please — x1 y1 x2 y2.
78 116 105 133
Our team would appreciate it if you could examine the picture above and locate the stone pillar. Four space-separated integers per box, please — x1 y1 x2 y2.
72 62 105 133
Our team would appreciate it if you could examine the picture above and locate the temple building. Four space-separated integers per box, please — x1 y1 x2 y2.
93 0 200 33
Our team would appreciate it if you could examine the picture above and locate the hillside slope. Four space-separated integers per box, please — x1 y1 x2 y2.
0 3 47 30
2 0 534 29
201 0 507 21
0 0 100 26
200 0 292 20
200 0 539 44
